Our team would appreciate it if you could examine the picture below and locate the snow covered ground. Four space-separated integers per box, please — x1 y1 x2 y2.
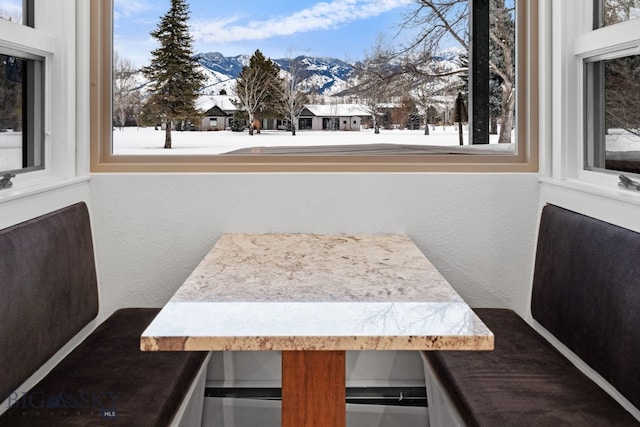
604 129 640 153
113 126 503 155
111 126 640 156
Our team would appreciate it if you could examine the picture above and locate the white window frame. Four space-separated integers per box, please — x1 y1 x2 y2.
0 0 82 202
551 0 640 194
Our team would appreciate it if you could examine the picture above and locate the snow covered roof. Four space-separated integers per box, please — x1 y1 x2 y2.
197 95 238 113
303 103 370 117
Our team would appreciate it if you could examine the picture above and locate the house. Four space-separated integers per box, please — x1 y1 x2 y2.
298 103 370 131
199 95 238 130
2 1 640 425
201 105 230 131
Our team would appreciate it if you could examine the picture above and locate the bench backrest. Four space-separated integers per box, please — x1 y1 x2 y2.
531 204 640 409
0 202 99 401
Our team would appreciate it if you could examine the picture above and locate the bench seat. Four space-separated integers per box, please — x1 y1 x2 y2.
0 308 208 427
423 308 640 426
422 205 640 426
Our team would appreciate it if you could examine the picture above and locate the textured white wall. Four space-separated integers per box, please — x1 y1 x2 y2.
0 182 90 230
89 173 540 317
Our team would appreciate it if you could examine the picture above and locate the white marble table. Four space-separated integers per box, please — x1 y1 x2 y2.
141 233 493 426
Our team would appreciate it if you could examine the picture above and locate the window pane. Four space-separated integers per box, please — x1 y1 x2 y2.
112 0 517 155
0 0 34 27
0 0 21 24
586 54 640 174
596 0 640 27
0 52 44 174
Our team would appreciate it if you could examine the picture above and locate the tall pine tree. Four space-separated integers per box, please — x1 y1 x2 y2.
142 0 204 148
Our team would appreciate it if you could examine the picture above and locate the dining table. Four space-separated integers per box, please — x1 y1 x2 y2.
140 233 493 427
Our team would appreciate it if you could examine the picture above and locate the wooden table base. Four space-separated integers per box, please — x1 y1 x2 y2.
282 350 346 427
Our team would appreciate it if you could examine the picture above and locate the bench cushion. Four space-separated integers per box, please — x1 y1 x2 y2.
0 308 209 427
0 203 99 402
424 308 639 426
531 204 640 410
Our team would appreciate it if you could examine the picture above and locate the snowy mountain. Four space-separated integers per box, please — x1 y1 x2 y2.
127 50 462 114
194 52 356 96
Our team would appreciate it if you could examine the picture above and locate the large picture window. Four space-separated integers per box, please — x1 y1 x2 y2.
91 0 538 172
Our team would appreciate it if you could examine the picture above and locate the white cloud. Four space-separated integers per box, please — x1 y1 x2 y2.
191 0 411 43
113 0 155 22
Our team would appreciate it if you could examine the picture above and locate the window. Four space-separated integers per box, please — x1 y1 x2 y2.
0 1 79 194
595 0 640 27
91 0 538 172
576 0 640 183
0 52 43 174
0 1 43 179
585 52 640 175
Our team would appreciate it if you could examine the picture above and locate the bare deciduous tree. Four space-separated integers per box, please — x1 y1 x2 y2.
402 0 516 143
234 50 281 135
274 56 308 136
113 51 143 129
353 42 397 134
605 55 640 138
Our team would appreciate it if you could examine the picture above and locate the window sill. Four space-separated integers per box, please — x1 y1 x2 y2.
0 176 90 204
539 176 640 206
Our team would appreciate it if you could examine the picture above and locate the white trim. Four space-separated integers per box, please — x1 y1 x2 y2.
0 0 79 197
420 351 466 427
171 352 211 427
574 19 640 59
0 20 55 55
0 176 90 204
548 0 640 202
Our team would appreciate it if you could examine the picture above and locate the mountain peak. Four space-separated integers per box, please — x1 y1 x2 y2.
196 52 355 96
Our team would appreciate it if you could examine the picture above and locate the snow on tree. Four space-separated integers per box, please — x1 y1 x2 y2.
142 0 205 148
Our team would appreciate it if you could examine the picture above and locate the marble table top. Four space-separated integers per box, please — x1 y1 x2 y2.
141 233 493 352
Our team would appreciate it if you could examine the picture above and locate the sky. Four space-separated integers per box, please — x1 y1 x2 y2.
113 0 416 67
0 0 21 21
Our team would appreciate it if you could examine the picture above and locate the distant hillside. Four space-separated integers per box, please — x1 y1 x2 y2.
195 52 356 96
123 49 463 117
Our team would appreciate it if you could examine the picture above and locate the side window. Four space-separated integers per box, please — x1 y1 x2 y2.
0 0 76 194
583 0 640 177
0 0 44 181
0 52 44 175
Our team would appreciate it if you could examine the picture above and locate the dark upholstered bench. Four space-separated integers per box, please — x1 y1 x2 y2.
0 203 209 426
422 204 640 426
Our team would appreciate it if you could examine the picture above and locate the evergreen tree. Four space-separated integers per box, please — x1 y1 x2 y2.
234 50 281 135
142 0 205 148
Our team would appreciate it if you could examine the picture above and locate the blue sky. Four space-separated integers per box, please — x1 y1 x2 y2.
114 0 416 67
0 0 21 21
